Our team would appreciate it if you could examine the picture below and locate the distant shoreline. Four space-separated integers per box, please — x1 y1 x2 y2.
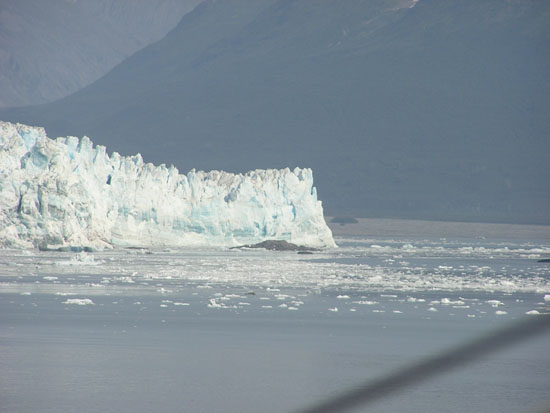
326 216 550 240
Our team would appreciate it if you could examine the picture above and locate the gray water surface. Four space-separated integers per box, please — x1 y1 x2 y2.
1 234 549 412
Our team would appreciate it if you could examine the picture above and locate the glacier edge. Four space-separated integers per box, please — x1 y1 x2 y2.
0 121 335 249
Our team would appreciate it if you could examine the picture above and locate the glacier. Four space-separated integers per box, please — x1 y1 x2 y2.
0 121 335 249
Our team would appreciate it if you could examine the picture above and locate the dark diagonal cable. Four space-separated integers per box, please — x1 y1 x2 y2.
297 314 550 413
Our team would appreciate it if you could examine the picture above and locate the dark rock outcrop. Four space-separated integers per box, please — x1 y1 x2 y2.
232 240 320 252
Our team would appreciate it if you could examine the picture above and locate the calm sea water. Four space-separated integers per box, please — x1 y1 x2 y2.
1 223 549 412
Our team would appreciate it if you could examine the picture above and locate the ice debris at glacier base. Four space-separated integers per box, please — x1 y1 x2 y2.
0 121 335 249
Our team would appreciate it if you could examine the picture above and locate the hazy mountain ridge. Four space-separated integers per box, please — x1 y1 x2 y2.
0 0 202 108
2 0 549 223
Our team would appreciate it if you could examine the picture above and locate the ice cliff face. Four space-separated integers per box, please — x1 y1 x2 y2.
0 121 335 249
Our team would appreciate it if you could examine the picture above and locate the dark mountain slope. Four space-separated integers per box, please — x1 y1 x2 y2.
2 0 549 223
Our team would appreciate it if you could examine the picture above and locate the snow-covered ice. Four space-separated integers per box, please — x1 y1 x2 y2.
0 121 334 249
62 298 95 305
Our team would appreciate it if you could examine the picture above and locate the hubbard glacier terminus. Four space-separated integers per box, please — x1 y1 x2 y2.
0 121 335 250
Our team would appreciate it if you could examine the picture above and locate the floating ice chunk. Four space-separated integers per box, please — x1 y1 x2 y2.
275 294 292 300
495 310 508 315
428 307 438 312
407 297 425 303
328 307 338 312
207 298 236 308
526 310 540 315
441 298 465 306
544 295 550 302
337 295 350 299
207 299 221 308
208 299 237 309
20 292 31 295
63 298 95 305
112 276 135 283
486 300 503 308
56 253 101 266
